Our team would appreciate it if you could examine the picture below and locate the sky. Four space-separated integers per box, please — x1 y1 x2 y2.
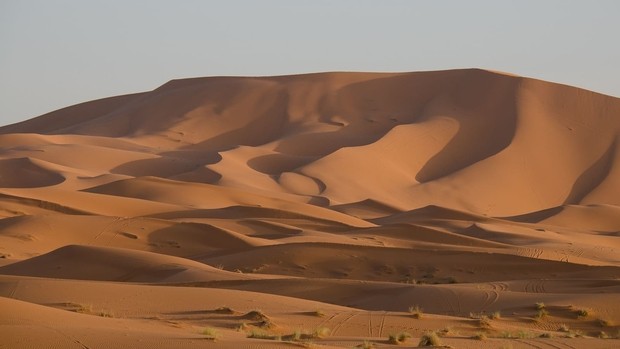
1 0 619 126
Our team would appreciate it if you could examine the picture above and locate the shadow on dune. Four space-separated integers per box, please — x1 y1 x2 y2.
415 70 520 182
564 139 616 205
0 158 65 188
246 153 316 175
110 152 222 182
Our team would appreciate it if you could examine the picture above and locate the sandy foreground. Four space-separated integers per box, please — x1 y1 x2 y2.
0 69 619 348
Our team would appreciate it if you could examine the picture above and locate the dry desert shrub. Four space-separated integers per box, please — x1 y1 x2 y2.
247 329 279 340
418 331 441 346
388 331 411 344
472 332 487 340
202 327 221 341
408 305 423 319
534 309 549 321
575 308 589 318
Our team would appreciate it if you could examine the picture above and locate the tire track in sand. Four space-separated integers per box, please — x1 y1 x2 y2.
331 312 357 336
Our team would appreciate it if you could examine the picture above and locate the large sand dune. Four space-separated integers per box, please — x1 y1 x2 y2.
1 69 619 348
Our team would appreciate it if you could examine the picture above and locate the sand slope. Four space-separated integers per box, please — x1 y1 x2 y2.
0 69 619 348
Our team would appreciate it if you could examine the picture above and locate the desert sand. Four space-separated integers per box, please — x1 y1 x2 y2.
0 69 619 348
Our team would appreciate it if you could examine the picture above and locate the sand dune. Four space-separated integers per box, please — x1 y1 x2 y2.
0 69 619 348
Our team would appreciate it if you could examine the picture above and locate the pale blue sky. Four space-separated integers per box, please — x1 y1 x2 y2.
1 0 619 126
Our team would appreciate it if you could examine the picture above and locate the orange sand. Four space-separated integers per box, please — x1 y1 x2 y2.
0 69 619 348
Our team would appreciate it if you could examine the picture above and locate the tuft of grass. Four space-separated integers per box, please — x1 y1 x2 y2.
575 308 589 318
478 315 492 328
202 327 221 341
439 326 456 337
472 332 487 340
408 305 423 319
534 309 549 321
535 302 546 310
418 331 441 346
499 331 515 339
388 332 411 345
312 326 330 338
290 329 303 341
517 330 535 339
257 319 276 329
247 329 279 340
75 304 92 314
358 340 375 349
490 311 501 320
539 332 553 338
564 330 583 338
558 324 569 332
311 310 325 318
98 310 114 318
598 331 609 339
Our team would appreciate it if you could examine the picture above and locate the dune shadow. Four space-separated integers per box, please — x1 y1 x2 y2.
564 139 616 204
247 153 316 175
111 153 221 183
416 70 520 182
0 158 65 188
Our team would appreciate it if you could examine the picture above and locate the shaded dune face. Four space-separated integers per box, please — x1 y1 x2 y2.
0 69 619 349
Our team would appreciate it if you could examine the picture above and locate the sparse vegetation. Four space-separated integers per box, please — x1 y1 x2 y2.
311 310 325 317
417 331 441 346
98 310 114 318
74 303 92 313
490 311 501 319
539 332 553 338
534 308 549 321
575 308 589 318
388 331 411 345
501 330 535 339
439 326 455 337
535 302 545 310
408 305 423 319
598 331 610 339
258 319 276 329
558 324 569 332
472 332 487 340
564 330 583 338
202 327 221 341
478 315 492 328
247 329 280 340
358 340 375 349
312 326 330 338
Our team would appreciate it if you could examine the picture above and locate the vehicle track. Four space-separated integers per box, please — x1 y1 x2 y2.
525 279 547 293
331 312 357 336
378 311 387 337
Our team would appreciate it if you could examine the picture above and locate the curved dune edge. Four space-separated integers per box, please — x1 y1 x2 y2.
0 70 619 347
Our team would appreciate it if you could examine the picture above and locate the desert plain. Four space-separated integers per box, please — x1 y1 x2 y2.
0 69 619 348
